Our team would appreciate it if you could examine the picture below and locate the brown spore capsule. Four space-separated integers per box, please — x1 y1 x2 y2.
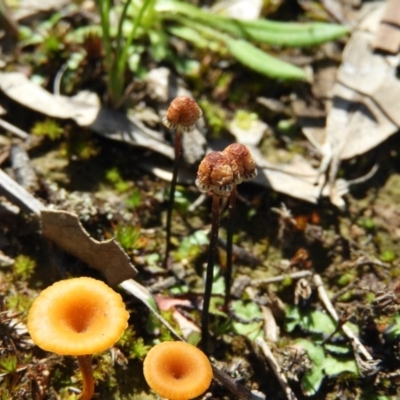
195 152 239 197
223 143 257 183
162 96 202 133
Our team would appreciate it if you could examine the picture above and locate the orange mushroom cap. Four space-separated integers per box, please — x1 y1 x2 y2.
143 341 213 400
27 277 129 356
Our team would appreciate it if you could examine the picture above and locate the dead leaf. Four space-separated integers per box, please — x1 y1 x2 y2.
0 72 174 158
301 2 398 206
155 294 200 341
41 209 137 286
372 0 400 53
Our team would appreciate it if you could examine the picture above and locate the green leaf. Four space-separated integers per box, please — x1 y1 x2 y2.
222 19 349 47
296 339 325 365
285 305 337 335
232 321 263 341
232 300 263 321
324 343 353 355
175 230 209 261
323 356 358 376
301 366 324 396
227 39 307 80
296 339 359 396
157 0 349 47
209 296 228 317
384 313 400 342
296 340 326 396
231 300 263 340
168 25 210 48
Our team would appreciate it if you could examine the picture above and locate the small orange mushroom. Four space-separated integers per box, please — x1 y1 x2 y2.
143 341 213 400
27 277 129 400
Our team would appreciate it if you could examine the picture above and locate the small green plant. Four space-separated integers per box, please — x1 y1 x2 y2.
285 305 360 396
231 300 264 341
114 223 143 251
32 119 64 140
97 0 155 107
296 339 358 396
0 355 18 374
91 0 348 107
105 167 131 193
13 255 36 280
118 327 151 360
380 250 395 263
173 229 208 262
126 188 143 208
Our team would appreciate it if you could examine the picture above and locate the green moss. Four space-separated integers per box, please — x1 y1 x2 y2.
118 327 151 360
198 99 228 138
106 167 132 193
13 255 36 281
32 119 64 140
380 250 395 263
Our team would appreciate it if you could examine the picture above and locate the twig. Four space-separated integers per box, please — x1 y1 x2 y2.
256 337 298 400
0 169 44 215
313 274 373 361
212 367 266 400
252 270 312 286
0 118 29 139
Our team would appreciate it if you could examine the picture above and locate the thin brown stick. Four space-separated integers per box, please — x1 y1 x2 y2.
256 337 298 400
313 274 373 361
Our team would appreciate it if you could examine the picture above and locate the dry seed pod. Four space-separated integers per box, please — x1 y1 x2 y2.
223 143 257 183
196 152 239 197
162 96 202 133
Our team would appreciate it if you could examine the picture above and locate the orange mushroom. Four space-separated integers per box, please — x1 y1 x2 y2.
143 341 213 400
27 277 129 400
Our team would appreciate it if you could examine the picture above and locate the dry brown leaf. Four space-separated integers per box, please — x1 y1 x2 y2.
373 0 400 53
0 72 174 158
155 294 200 340
41 209 137 286
300 2 400 207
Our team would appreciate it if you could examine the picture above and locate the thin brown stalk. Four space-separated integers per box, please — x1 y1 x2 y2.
163 128 183 268
224 185 237 308
201 194 220 353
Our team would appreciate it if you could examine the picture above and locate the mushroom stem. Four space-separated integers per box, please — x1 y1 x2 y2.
77 355 95 400
224 185 237 309
201 194 220 352
163 128 183 268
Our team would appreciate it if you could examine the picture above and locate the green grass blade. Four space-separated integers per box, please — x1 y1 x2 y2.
157 0 349 47
227 39 307 80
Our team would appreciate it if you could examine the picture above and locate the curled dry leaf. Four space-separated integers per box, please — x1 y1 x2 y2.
41 210 137 286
